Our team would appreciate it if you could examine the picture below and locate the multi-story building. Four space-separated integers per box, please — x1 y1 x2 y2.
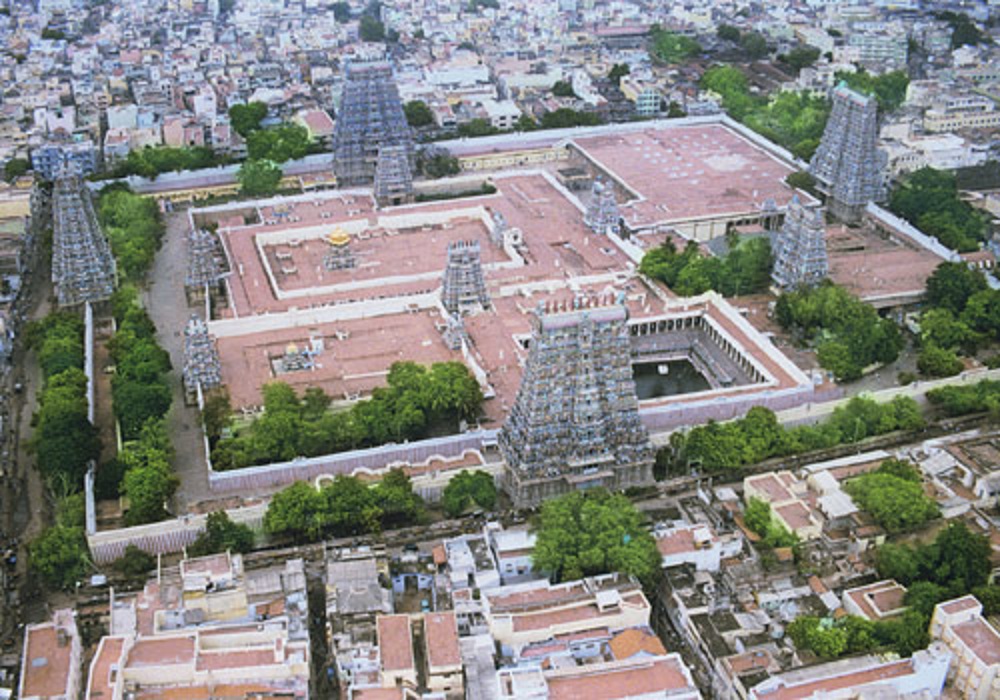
931 596 1000 700
924 95 1000 133
30 140 96 180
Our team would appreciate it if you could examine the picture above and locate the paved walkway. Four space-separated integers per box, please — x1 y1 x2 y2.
146 208 210 511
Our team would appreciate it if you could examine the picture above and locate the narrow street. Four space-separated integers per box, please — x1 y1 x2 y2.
145 207 210 511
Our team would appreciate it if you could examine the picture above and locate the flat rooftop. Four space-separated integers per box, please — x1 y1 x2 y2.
826 221 944 306
571 123 803 228
21 614 77 699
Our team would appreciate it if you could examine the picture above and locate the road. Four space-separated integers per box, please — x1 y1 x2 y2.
146 207 210 512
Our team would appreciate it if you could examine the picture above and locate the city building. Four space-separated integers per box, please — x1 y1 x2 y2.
31 140 97 180
19 609 81 700
931 596 1000 700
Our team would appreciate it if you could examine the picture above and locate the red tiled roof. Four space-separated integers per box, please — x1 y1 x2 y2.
377 615 414 672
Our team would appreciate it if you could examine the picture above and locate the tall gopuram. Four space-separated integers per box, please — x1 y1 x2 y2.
771 196 829 290
809 84 886 223
332 60 412 186
499 299 654 508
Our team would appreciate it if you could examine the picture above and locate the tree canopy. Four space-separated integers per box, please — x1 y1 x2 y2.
649 29 701 64
843 460 939 533
639 235 773 298
667 397 923 474
246 124 312 163
212 361 483 470
442 470 497 517
228 102 268 137
876 522 992 595
97 186 166 281
890 168 988 253
775 282 902 381
238 159 283 197
30 525 90 590
264 469 424 543
110 145 225 179
109 304 172 441
188 511 255 557
835 69 910 113
120 419 178 526
532 490 661 585
404 100 434 127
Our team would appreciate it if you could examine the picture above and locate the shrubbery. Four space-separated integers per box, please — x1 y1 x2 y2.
667 398 923 474
264 469 424 542
109 146 226 179
212 361 483 470
639 236 773 297
442 470 497 517
776 282 903 381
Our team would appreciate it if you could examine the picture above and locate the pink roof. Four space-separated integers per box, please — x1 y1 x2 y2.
546 656 693 699
845 580 907 620
953 617 1000 666
940 596 980 615
377 615 414 672
88 636 126 699
425 612 461 669
748 473 795 503
754 659 916 700
21 624 74 698
774 501 813 530
126 636 196 668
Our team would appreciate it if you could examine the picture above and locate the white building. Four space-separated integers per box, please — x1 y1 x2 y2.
654 522 742 573
931 596 1000 700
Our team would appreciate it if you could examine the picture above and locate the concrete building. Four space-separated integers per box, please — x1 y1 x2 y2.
841 580 908 622
749 644 952 699
19 609 81 700
31 140 97 180
931 596 1000 700
924 95 1000 133
654 521 743 573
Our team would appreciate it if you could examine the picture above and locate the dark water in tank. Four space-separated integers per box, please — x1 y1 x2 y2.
631 360 710 400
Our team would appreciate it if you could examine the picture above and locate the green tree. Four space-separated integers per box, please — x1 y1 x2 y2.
442 470 497 517
4 157 29 182
552 80 576 98
238 159 282 197
532 490 661 585
359 13 386 42
973 585 1000 615
740 32 769 59
264 481 325 542
650 29 701 63
608 63 630 86
188 511 255 556
202 389 233 443
113 545 155 580
717 24 741 42
925 262 988 315
331 1 351 22
780 46 821 72
30 526 89 590
404 100 434 127
122 457 178 526
904 581 949 618
917 343 963 378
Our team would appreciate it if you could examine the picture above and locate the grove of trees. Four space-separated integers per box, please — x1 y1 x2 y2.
890 168 989 253
264 469 423 542
28 313 100 490
211 361 483 470
109 304 172 441
119 419 178 526
775 282 903 381
532 490 661 585
928 378 1000 418
835 69 910 113
238 159 283 197
843 459 939 533
649 27 701 64
667 397 923 474
639 235 773 298
29 525 90 590
109 145 226 179
96 185 166 281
